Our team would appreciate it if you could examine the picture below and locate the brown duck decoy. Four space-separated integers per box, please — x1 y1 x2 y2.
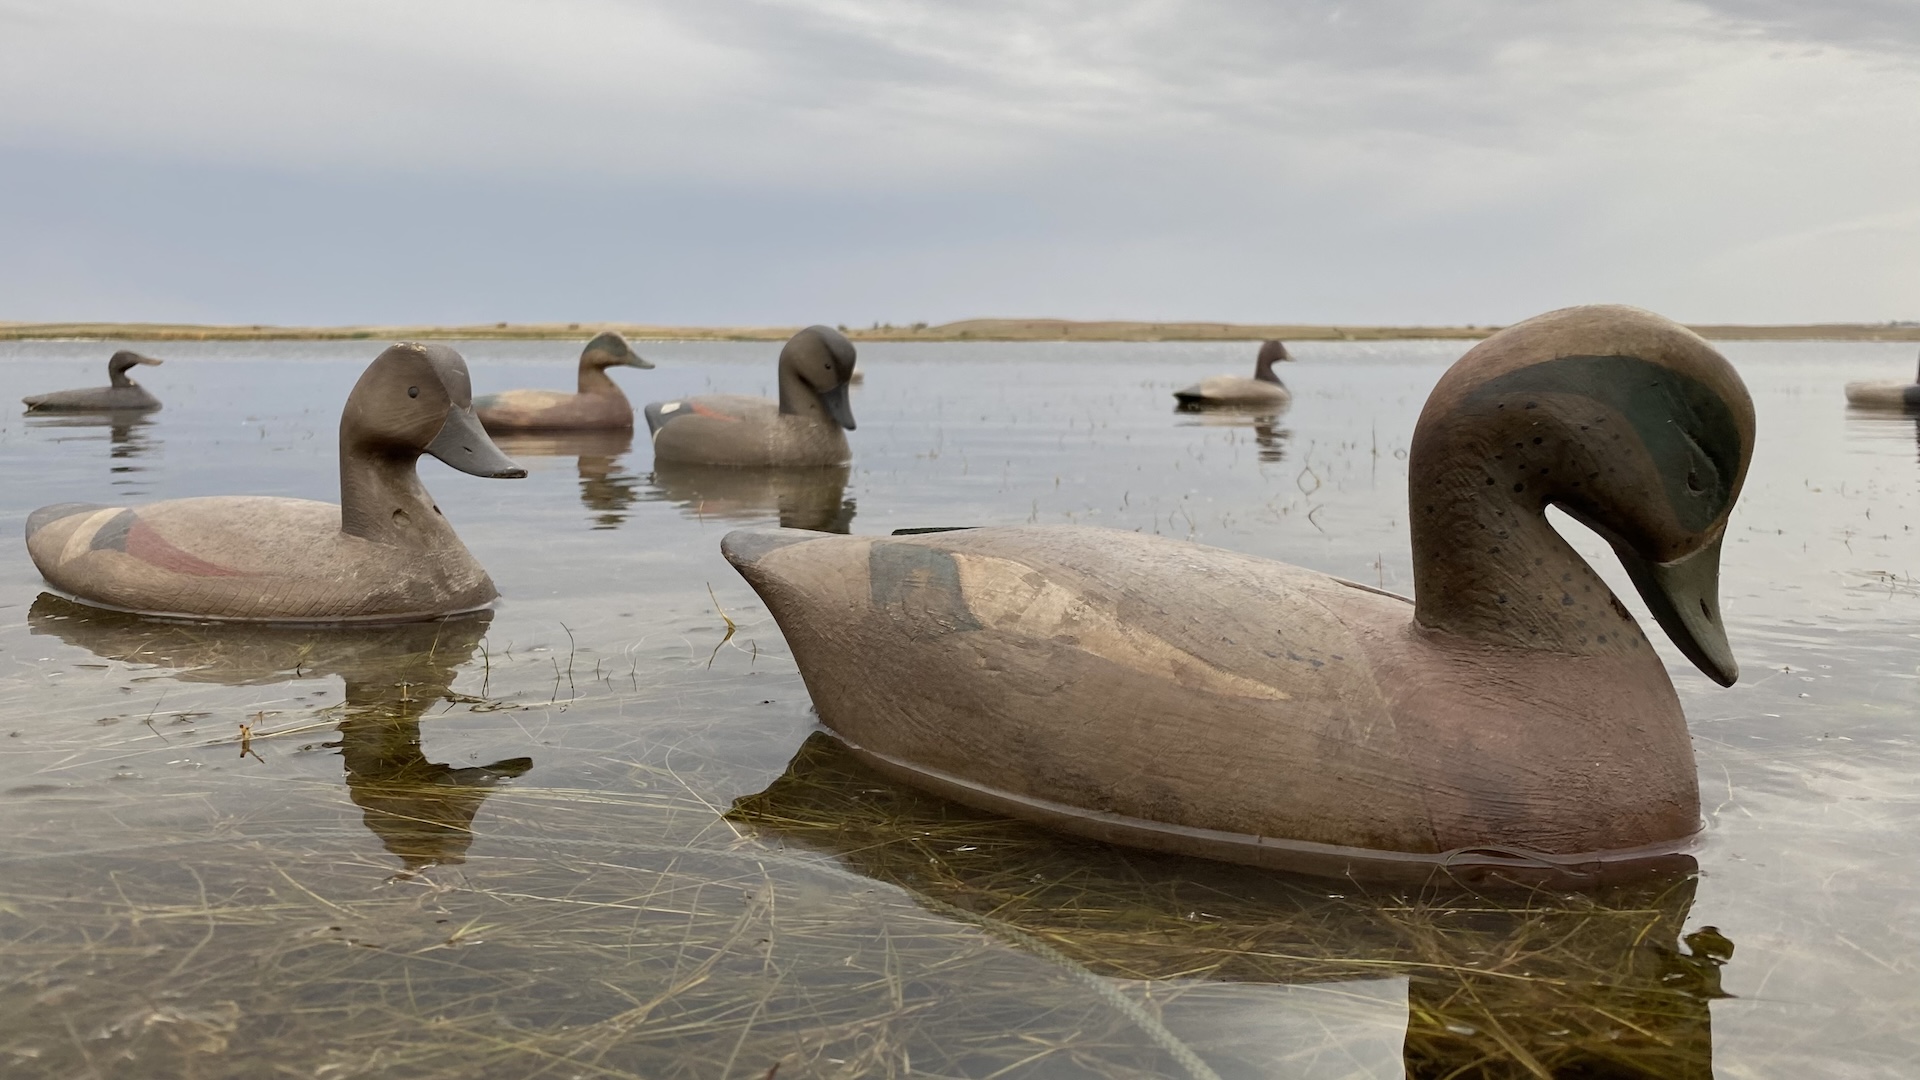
644 325 856 467
23 350 164 412
722 305 1755 880
1843 349 1920 409
1172 339 1291 409
24 343 526 622
474 332 655 432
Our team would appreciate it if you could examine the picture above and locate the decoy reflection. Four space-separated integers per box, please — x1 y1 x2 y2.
28 596 530 874
648 461 855 533
732 733 1732 1080
1176 408 1291 464
26 410 160 487
492 430 641 529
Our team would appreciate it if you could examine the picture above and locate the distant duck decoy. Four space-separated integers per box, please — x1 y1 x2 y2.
644 325 857 467
723 305 1755 880
1173 339 1291 409
23 350 164 412
1843 350 1920 409
474 331 655 432
24 343 527 622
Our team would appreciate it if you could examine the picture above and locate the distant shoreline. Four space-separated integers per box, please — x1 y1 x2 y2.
2 317 1916 344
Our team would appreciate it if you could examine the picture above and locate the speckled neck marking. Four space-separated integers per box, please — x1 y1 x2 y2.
1467 355 1741 534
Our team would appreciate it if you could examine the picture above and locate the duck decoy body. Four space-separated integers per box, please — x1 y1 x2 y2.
473 331 654 432
1843 350 1920 409
23 350 164 412
724 305 1755 878
25 343 526 622
644 326 856 467
1173 339 1291 408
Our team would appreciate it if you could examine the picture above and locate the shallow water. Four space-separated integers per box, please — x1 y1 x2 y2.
0 338 1915 1077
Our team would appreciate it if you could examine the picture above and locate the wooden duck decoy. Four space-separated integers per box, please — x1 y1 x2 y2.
24 343 526 622
644 325 856 467
23 350 164 412
1843 349 1920 409
474 331 655 432
1172 339 1291 409
723 305 1755 879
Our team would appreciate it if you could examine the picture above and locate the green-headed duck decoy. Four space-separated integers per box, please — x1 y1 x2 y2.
644 325 856 467
1843 349 1920 409
24 343 526 622
722 306 1755 879
23 350 164 412
473 331 654 433
1172 340 1291 409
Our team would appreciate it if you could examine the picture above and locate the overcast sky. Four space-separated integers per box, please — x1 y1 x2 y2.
0 0 1914 326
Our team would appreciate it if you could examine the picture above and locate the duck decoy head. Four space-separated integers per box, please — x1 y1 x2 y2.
344 343 528 479
107 350 162 386
1420 305 1755 686
1254 339 1290 384
784 325 858 430
582 330 654 370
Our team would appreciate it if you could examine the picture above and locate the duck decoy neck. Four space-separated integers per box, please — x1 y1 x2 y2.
107 351 158 387
1405 307 1753 680
1253 340 1289 384
577 332 651 395
338 446 458 547
337 343 521 547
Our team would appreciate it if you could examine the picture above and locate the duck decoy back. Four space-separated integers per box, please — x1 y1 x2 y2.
723 305 1755 882
1843 348 1920 409
25 343 526 622
474 331 655 432
645 325 856 467
23 350 164 412
1173 339 1291 409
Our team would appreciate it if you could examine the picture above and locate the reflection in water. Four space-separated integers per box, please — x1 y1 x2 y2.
491 431 641 529
27 596 530 873
1843 407 1920 466
732 734 1732 1078
648 461 856 533
1174 406 1291 463
25 411 159 489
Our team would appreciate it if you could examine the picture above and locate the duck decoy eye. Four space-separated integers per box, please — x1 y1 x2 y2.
408 386 420 398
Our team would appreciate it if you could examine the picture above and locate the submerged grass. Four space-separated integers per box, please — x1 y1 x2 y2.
0 545 1810 1077
3 666 1737 1080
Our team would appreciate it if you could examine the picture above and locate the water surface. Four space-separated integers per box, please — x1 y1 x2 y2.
0 338 1915 1077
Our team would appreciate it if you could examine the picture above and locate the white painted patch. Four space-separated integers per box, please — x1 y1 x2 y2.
951 553 1291 701
58 507 126 566
660 401 681 413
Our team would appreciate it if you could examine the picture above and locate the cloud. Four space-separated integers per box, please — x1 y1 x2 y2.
0 0 1913 324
